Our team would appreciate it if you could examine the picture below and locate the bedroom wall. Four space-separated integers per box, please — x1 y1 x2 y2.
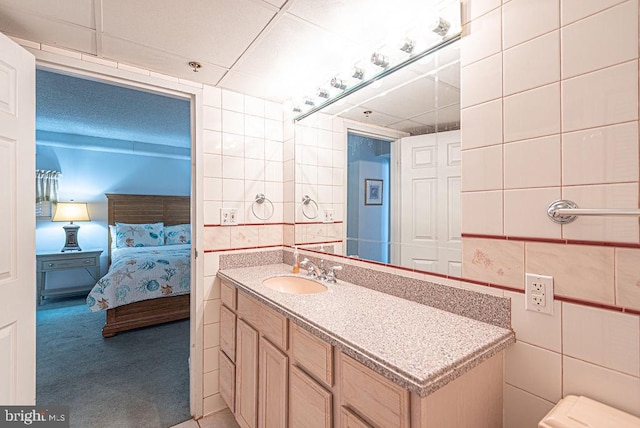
461 0 640 425
35 133 191 286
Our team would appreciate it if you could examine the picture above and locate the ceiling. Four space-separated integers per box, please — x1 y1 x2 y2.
36 69 191 148
0 0 460 105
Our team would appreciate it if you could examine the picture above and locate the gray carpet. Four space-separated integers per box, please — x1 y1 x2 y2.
36 297 191 428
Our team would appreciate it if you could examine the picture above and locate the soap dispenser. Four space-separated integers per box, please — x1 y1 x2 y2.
292 246 300 274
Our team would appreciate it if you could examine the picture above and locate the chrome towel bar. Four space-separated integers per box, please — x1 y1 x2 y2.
547 199 640 224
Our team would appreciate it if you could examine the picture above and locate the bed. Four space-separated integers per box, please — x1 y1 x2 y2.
87 194 191 338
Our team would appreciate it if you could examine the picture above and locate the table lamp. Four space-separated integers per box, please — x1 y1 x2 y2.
52 202 91 252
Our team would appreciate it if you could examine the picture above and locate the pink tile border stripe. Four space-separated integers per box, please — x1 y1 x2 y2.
461 233 640 249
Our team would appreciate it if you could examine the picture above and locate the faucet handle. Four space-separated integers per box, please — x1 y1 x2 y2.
326 265 342 283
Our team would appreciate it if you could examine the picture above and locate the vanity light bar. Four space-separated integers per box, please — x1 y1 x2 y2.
371 52 390 68
294 33 461 121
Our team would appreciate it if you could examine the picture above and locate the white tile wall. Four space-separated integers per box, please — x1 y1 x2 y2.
502 0 559 49
503 31 560 96
461 7 502 67
562 122 639 186
460 144 503 191
562 183 639 243
503 187 561 239
561 1 638 79
562 60 638 132
292 117 345 233
503 83 560 143
461 190 503 235
561 0 627 25
503 135 560 189
505 341 562 402
461 1 640 422
460 99 503 150
503 384 555 428
506 291 561 352
563 356 640 416
562 303 640 376
460 53 502 108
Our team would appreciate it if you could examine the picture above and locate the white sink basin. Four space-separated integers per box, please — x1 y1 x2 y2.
262 276 328 294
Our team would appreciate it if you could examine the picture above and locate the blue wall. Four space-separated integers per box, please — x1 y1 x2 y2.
346 134 391 263
36 140 190 288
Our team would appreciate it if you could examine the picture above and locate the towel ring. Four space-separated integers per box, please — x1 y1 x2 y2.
252 193 274 221
301 195 319 220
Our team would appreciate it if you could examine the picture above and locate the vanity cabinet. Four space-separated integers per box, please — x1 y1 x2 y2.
340 353 410 428
219 281 238 413
258 337 288 427
289 365 333 428
236 319 259 428
218 279 504 428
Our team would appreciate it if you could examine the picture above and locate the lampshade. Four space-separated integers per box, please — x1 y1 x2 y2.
52 202 91 222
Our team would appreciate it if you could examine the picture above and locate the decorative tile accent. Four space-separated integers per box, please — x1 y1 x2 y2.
615 248 640 310
526 242 615 304
462 238 525 289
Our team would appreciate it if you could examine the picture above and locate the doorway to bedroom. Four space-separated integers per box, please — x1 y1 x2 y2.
34 68 193 427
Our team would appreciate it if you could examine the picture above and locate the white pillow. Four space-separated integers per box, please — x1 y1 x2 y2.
109 225 117 250
115 222 164 248
164 224 191 245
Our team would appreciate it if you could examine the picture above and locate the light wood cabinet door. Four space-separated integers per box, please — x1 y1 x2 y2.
236 319 259 428
291 323 332 388
219 350 236 413
340 353 410 428
258 337 288 428
341 407 373 428
289 365 332 428
220 304 236 361
221 280 237 309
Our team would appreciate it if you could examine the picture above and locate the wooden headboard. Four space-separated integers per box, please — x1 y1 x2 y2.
106 193 190 260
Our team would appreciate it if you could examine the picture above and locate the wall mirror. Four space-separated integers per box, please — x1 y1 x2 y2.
293 36 461 276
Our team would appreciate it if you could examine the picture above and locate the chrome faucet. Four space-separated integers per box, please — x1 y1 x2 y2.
300 258 326 280
300 258 342 283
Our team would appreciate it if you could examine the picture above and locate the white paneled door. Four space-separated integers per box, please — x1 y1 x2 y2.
397 131 461 275
0 32 36 404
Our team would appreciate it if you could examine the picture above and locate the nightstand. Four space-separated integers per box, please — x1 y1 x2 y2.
36 249 103 304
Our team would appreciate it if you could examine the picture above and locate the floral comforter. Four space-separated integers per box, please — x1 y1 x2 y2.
86 244 190 312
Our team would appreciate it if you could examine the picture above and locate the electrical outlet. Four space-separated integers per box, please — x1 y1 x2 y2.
525 273 554 315
323 209 334 223
220 208 238 226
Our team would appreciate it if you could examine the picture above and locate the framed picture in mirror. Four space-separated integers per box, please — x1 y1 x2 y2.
364 179 383 206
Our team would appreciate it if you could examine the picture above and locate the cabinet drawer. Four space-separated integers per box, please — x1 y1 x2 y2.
289 365 332 428
259 302 288 351
219 350 235 413
341 407 373 428
291 323 332 388
221 280 237 309
238 292 288 351
220 305 236 361
340 353 410 428
41 257 97 270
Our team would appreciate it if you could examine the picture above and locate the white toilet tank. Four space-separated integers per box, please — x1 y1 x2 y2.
539 395 640 428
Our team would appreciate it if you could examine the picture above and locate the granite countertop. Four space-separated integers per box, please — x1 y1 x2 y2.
218 263 515 397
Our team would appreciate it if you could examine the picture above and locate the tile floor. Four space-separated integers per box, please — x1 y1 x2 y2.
171 409 240 428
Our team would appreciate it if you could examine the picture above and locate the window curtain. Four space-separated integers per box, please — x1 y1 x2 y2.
36 170 60 203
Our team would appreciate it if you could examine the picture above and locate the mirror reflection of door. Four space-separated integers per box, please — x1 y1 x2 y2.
394 131 461 276
346 132 392 263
